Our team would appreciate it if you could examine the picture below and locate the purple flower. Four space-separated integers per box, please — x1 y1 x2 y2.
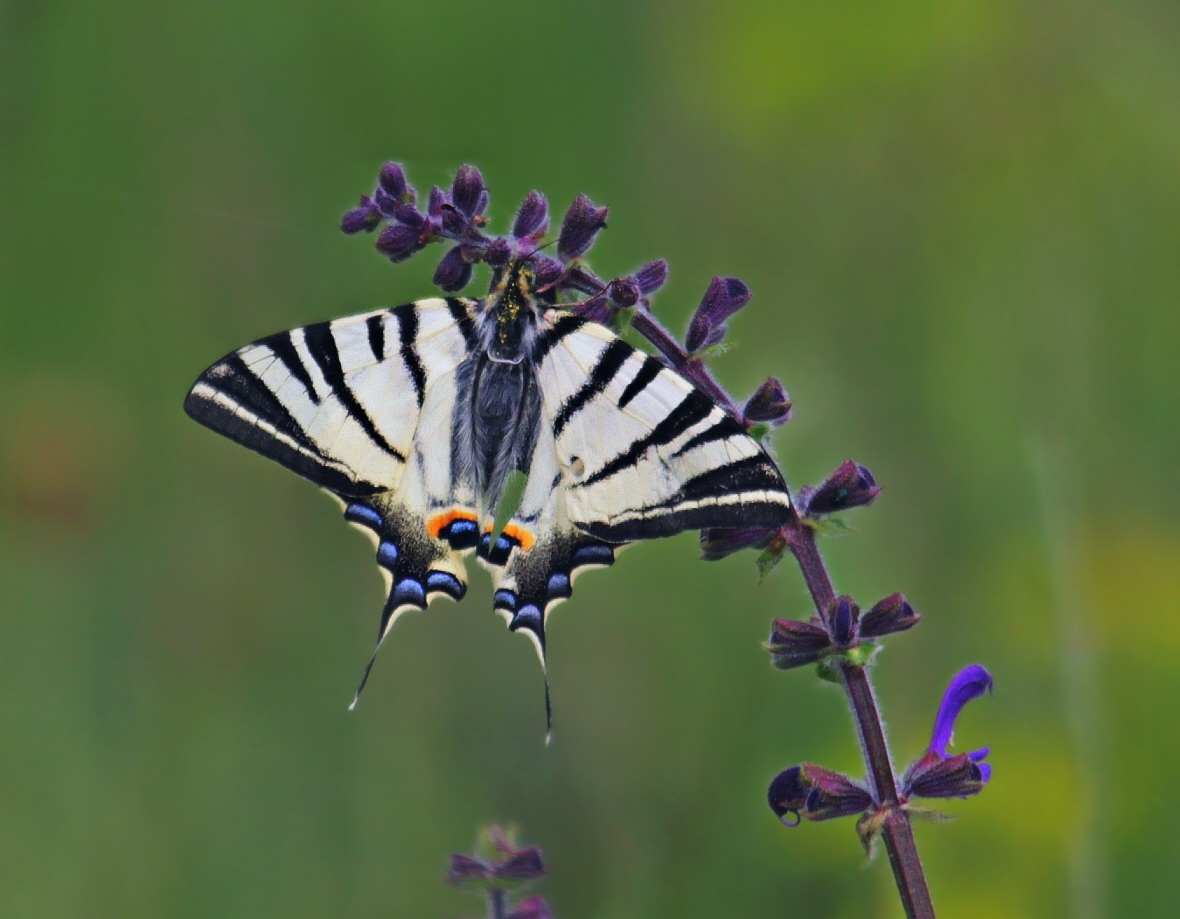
493 846 547 882
700 525 775 561
375 223 421 262
513 190 549 240
802 460 881 516
557 194 608 260
768 764 874 826
766 617 832 670
903 665 993 798
340 195 383 234
685 277 751 352
743 377 792 426
825 595 860 649
378 162 413 203
434 245 473 291
451 164 488 219
633 259 668 295
608 276 641 308
508 895 554 919
859 592 920 638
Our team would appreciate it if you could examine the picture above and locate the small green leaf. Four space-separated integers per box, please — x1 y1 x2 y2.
756 543 786 582
491 471 528 540
808 516 854 538
902 803 956 823
815 656 843 684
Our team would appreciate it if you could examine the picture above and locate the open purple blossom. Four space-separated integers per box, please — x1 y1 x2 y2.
903 664 993 798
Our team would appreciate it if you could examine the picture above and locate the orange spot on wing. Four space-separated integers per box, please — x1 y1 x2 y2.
427 509 479 539
501 524 535 551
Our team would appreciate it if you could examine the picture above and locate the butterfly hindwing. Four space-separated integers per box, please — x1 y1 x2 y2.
186 297 484 699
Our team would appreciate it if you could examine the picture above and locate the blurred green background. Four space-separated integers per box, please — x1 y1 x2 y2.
2 1 1177 916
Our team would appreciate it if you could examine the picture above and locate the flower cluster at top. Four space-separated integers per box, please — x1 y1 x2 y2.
340 162 793 441
341 162 667 325
446 825 552 919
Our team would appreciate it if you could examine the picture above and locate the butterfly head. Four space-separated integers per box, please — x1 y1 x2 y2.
485 258 542 365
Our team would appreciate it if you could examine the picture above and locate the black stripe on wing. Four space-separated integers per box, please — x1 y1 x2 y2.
303 321 405 461
577 455 790 542
392 303 428 406
184 352 384 497
578 389 716 488
553 337 631 436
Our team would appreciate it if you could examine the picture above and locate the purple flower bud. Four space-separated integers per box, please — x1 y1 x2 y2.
573 294 618 325
825 595 860 648
492 846 547 882
766 617 832 670
513 190 549 239
904 664 993 798
531 255 564 291
768 764 874 824
390 202 425 228
375 223 420 262
372 185 400 216
446 854 491 885
561 264 605 297
685 277 751 353
557 194 608 260
340 195 383 235
699 525 774 561
743 377 792 426
608 276 641 308
904 751 988 799
427 185 446 217
433 245 473 291
379 162 410 202
767 766 808 825
507 895 554 919
485 236 512 267
633 259 668 295
859 592 920 638
804 460 881 516
450 164 486 218
439 204 467 236
799 764 875 820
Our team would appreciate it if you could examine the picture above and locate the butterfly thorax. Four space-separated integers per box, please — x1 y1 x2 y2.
453 260 545 512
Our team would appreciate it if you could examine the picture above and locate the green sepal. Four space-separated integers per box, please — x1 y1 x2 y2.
756 542 786 582
901 803 955 823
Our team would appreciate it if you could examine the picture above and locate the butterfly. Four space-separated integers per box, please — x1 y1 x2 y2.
185 258 791 727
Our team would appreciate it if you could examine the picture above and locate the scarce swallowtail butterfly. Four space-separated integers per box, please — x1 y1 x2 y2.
185 257 791 728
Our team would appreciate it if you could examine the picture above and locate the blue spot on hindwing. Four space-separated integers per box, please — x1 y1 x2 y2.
547 572 572 599
392 578 426 607
510 604 543 634
572 543 614 568
345 503 383 530
493 589 518 612
425 570 465 599
376 541 399 569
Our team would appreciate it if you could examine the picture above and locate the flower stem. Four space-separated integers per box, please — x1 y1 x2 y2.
487 888 507 919
786 510 935 919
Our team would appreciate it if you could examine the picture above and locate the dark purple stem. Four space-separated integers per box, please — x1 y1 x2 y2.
487 888 507 919
785 510 935 919
629 309 742 419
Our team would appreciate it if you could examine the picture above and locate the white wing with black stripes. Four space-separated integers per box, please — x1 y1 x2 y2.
185 281 791 729
481 316 791 678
